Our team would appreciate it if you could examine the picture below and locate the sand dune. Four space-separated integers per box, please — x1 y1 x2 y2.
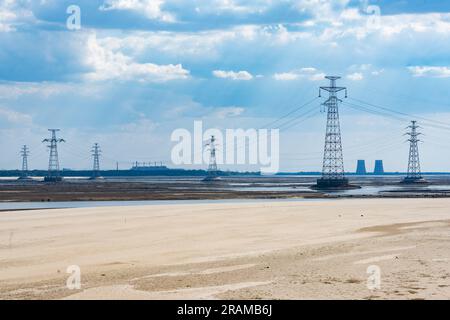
0 199 449 300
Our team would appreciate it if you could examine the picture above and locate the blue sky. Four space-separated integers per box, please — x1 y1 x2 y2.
1 0 450 172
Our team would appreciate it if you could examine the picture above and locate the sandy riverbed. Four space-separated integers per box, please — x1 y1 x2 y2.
0 199 449 300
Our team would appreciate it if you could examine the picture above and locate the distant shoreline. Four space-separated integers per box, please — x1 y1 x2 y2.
0 170 261 178
3 171 450 179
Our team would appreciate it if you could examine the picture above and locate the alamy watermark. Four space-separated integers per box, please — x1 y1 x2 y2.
366 265 381 290
66 5 81 30
66 265 81 290
171 121 280 174
362 0 381 29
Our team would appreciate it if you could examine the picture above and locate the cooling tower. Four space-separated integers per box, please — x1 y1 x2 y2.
374 160 385 175
356 160 367 175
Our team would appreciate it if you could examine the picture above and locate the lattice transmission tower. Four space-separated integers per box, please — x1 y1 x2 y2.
203 135 220 182
42 129 65 182
18 145 32 181
402 121 426 184
316 76 352 189
90 143 102 179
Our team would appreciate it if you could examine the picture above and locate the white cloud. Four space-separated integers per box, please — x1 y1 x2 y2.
213 70 253 80
371 69 384 76
213 106 245 119
408 66 450 78
290 5 450 43
84 34 189 82
339 8 360 21
0 107 33 126
273 72 299 81
73 10 448 71
94 25 306 60
93 28 245 60
0 82 98 99
347 64 383 79
274 67 325 81
309 72 326 81
0 0 35 32
99 0 175 22
0 8 16 32
347 72 364 81
202 0 270 14
294 0 350 22
119 116 157 133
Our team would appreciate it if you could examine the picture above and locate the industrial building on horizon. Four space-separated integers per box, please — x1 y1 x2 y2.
131 162 168 171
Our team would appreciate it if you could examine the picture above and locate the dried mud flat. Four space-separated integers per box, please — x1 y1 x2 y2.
0 179 320 202
0 198 449 300
2 175 450 203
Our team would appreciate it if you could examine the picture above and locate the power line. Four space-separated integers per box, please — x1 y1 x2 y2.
344 99 450 133
259 96 320 129
349 97 450 129
342 101 407 122
279 108 320 131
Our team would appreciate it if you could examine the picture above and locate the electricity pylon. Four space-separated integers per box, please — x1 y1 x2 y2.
43 129 65 182
203 135 220 182
315 76 353 189
18 145 32 181
90 143 102 180
402 121 426 184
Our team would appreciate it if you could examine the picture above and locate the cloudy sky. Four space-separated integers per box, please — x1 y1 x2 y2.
1 0 450 172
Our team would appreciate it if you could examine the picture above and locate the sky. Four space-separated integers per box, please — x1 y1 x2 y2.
1 0 450 172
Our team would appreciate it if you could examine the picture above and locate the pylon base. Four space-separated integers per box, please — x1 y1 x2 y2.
313 178 360 190
400 177 428 185
202 176 221 182
17 177 34 182
44 176 63 182
89 176 104 181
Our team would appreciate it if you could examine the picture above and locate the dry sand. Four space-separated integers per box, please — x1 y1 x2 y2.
0 199 449 300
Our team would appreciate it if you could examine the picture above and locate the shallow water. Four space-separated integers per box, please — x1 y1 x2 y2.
225 184 450 196
0 198 325 211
